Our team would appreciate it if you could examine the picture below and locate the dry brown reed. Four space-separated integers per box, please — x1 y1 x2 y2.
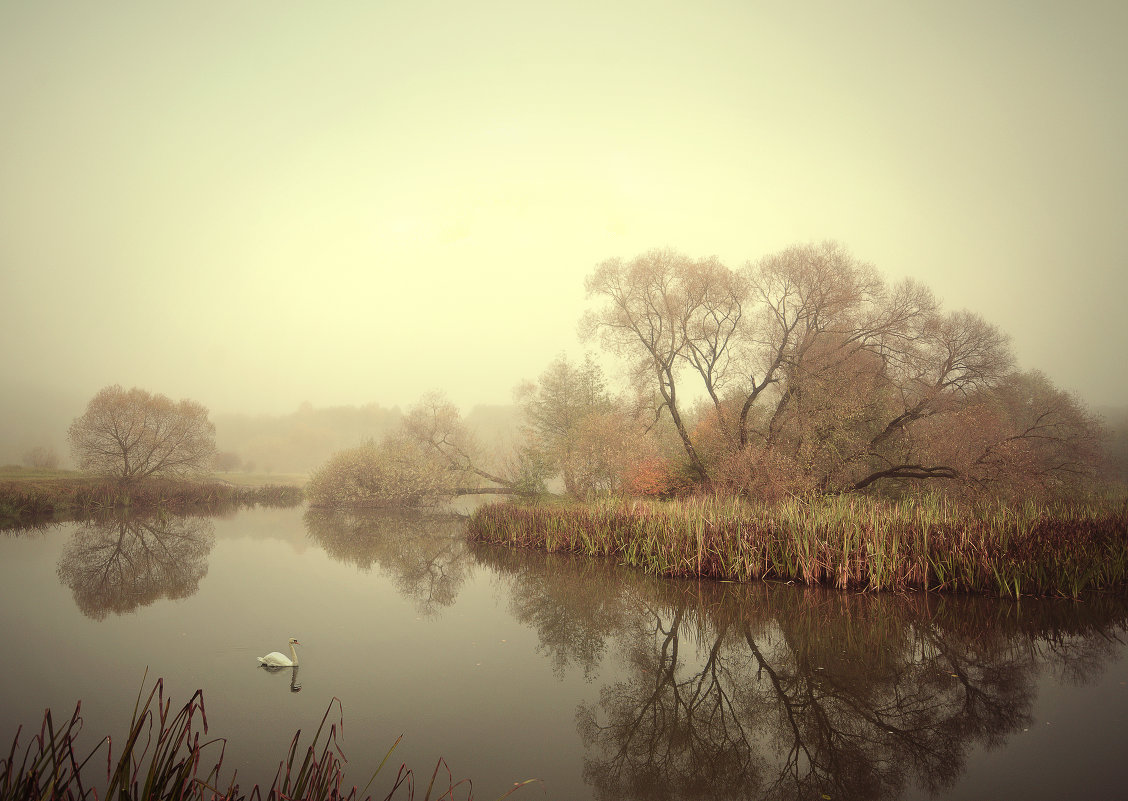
467 495 1128 599
1 675 535 801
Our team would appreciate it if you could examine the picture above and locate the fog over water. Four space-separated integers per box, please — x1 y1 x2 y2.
2 1 1126 459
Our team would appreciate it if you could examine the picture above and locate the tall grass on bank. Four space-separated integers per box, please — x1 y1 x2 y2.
467 495 1128 599
0 479 304 528
1 676 534 801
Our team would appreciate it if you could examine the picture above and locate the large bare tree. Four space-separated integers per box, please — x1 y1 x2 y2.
583 249 737 479
583 242 1103 497
67 385 216 482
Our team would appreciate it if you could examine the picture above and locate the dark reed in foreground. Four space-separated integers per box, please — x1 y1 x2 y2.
467 495 1128 599
0 479 304 528
1 677 535 801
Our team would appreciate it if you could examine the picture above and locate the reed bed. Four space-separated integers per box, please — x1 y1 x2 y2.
1 676 533 801
467 495 1128 599
0 479 304 527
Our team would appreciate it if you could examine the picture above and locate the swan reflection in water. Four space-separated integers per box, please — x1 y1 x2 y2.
258 664 302 693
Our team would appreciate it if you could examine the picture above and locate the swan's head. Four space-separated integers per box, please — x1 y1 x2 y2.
288 638 300 645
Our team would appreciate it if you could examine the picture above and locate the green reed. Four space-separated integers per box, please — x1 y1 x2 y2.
467 495 1128 599
1 676 534 801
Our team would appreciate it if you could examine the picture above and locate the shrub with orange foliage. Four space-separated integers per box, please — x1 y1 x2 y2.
622 454 692 497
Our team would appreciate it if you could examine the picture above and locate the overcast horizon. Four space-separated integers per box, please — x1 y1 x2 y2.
3 1 1126 432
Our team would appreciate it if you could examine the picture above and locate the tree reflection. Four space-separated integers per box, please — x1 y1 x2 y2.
304 508 470 616
56 513 214 620
473 544 644 680
576 585 766 801
483 549 1128 801
725 587 1038 800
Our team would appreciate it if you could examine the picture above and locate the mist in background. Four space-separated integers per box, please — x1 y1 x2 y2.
2 1 1126 466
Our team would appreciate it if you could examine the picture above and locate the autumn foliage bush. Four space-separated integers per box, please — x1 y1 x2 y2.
622 455 690 497
306 436 460 508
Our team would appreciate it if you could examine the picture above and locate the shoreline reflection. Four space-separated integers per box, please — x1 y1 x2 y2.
304 508 471 616
475 543 1128 801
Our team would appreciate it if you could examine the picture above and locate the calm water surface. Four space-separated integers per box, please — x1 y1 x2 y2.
1 505 1126 800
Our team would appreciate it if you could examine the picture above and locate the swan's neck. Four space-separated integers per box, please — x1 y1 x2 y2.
290 643 299 665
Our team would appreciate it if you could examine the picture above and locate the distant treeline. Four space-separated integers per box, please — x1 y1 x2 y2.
212 402 521 475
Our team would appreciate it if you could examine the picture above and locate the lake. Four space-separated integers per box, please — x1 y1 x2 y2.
1 505 1126 800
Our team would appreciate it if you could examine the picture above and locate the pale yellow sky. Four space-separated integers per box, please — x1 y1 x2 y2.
2 0 1126 417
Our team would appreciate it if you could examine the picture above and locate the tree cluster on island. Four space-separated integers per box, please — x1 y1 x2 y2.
65 242 1110 508
306 241 1106 507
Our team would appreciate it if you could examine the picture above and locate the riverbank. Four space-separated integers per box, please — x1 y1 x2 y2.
0 471 304 527
467 495 1128 599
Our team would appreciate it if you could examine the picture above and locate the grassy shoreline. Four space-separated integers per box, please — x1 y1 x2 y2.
0 474 304 527
467 495 1128 599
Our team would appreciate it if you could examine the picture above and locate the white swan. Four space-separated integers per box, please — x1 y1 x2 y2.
258 638 300 667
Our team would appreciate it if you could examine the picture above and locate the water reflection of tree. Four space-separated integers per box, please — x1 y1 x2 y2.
730 588 1039 800
473 544 645 680
56 513 214 620
482 548 1128 801
304 508 470 616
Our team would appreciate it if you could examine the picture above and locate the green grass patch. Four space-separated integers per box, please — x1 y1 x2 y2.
467 495 1128 599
